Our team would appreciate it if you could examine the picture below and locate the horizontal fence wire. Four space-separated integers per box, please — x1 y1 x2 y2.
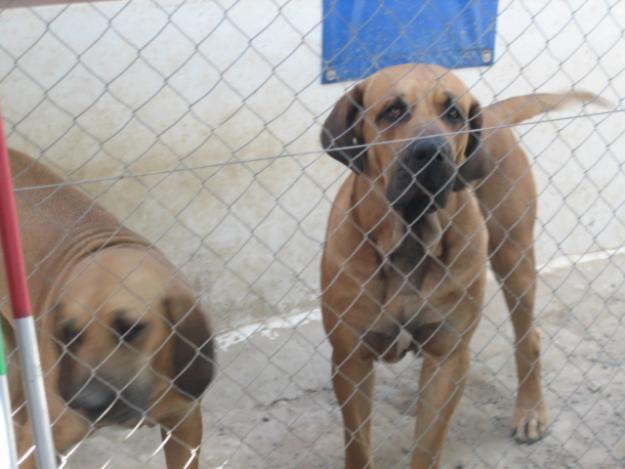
5 107 625 193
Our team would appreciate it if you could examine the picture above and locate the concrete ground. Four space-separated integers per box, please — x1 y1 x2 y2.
66 252 625 468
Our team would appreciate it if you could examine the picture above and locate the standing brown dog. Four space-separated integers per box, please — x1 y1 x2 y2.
1 149 214 468
320 63 604 468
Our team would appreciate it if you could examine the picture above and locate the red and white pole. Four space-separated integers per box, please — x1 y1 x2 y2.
0 106 56 468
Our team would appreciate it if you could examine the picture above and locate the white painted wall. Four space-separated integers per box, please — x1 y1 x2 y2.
1 0 624 329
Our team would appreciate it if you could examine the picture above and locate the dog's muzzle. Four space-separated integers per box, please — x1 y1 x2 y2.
385 137 455 222
62 372 151 424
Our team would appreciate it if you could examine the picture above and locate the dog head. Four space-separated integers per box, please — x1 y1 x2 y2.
54 247 214 425
321 63 493 222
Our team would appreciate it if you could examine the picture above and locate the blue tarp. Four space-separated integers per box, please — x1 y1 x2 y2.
321 0 499 83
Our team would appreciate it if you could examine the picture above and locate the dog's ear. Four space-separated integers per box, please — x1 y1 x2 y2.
320 83 367 173
453 100 494 190
163 294 215 399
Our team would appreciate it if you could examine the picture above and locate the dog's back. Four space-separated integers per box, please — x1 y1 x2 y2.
474 92 607 242
2 149 146 315
10 148 123 234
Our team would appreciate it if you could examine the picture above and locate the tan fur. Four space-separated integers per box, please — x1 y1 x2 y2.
1 149 214 468
320 63 603 468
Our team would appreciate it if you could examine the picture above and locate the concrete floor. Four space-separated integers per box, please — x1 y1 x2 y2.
66 252 625 468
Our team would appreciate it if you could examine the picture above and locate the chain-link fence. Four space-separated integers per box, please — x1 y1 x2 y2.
1 0 625 467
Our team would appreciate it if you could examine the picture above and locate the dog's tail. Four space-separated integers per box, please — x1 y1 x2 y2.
485 91 610 125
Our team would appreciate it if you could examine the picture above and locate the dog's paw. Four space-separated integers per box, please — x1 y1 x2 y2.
511 404 548 444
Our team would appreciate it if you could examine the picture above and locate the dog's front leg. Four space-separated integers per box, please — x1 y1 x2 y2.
16 392 90 467
160 403 202 469
332 348 376 469
16 422 37 469
411 345 470 469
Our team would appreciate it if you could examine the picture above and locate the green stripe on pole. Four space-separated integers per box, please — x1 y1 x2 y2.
0 319 15 468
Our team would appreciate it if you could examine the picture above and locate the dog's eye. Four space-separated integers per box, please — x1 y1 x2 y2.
442 101 464 124
60 324 83 346
113 316 147 342
385 105 404 122
379 100 409 125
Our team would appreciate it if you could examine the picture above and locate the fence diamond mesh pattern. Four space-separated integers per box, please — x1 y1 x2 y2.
1 0 625 468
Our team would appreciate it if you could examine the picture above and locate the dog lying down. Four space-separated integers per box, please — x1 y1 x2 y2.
320 63 607 469
0 149 215 469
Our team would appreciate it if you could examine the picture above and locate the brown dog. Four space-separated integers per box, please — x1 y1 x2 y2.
320 63 604 468
1 149 214 468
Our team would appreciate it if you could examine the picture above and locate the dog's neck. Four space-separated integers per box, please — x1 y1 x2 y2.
351 175 444 264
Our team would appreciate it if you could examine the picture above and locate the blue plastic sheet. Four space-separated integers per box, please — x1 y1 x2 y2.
322 0 499 83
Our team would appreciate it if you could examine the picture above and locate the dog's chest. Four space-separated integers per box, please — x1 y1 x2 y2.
385 231 429 287
358 234 448 359
382 221 444 296
381 261 446 328
362 275 447 362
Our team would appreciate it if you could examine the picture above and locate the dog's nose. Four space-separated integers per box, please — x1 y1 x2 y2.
408 139 446 165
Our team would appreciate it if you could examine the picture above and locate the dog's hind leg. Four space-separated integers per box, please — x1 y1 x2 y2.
332 347 376 469
476 133 548 443
488 220 548 444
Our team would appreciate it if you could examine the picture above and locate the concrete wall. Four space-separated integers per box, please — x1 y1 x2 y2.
1 0 624 329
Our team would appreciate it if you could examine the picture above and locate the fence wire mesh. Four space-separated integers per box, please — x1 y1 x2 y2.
1 0 625 468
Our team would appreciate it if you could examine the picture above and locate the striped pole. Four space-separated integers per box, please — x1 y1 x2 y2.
0 320 18 468
0 106 56 467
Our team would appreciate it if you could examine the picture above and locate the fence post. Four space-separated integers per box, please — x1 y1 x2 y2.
0 106 57 468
